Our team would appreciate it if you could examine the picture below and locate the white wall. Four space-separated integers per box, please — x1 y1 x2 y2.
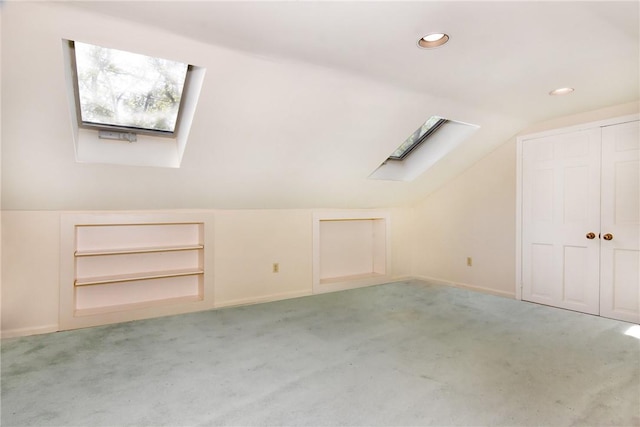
408 102 640 298
2 208 413 337
213 210 313 307
2 212 61 336
4 104 637 336
410 142 517 297
319 220 378 280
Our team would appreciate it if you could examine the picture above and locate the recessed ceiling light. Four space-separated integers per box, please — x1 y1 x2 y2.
418 33 449 49
549 87 575 96
423 33 446 42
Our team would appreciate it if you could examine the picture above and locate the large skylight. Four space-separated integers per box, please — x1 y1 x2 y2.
388 116 447 160
70 41 190 136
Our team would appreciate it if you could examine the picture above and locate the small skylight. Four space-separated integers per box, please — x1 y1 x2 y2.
388 116 447 160
69 41 190 137
369 117 479 182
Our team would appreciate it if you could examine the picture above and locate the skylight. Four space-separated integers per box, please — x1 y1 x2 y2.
388 116 447 160
63 40 206 167
69 41 190 137
369 117 479 182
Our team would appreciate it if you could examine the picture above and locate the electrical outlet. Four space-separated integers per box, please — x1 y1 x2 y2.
466 257 472 267
273 263 279 273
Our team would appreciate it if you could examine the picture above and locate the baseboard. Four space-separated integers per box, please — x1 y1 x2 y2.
1 324 59 339
412 275 516 299
389 275 415 282
215 289 313 309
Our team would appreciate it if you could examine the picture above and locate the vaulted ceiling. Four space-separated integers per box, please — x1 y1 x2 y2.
69 1 640 122
2 1 638 210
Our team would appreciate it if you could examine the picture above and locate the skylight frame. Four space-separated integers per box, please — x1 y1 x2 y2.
387 116 448 161
67 40 193 139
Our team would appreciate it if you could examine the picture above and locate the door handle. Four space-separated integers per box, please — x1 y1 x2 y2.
586 232 596 240
603 233 613 241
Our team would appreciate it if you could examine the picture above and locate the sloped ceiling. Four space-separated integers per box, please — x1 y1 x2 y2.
68 1 640 121
1 1 638 210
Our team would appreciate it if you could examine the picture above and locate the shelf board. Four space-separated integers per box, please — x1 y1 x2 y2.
319 272 385 285
74 294 203 317
75 244 204 257
76 222 202 227
75 268 204 287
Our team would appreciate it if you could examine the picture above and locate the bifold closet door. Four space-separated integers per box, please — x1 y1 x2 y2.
522 128 602 315
600 121 640 323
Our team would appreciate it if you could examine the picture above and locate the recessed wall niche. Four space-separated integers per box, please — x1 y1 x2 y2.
312 210 390 294
60 212 215 330
74 223 204 314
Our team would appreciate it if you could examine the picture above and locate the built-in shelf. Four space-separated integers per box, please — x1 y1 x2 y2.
313 211 390 294
75 244 204 257
75 268 204 287
60 213 215 331
71 221 205 314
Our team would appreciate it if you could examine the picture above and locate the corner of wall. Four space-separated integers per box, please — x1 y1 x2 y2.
1 5 5 338
519 101 640 136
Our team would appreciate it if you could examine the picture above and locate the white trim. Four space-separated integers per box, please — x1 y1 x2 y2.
214 290 312 309
311 209 392 221
413 275 516 299
515 114 640 304
516 114 640 142
1 324 59 339
515 132 524 301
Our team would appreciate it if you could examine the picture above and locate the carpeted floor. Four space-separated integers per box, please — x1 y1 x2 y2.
2 280 639 426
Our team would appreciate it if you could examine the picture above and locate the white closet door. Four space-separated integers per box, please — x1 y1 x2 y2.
600 120 640 323
522 128 601 314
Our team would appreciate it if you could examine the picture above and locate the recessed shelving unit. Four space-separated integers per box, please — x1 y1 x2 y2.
313 211 390 294
60 213 215 330
73 222 204 315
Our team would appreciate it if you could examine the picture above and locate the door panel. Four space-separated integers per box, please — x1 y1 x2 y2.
614 161 639 224
612 250 639 313
530 243 554 301
563 245 588 303
600 121 640 323
522 129 601 314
